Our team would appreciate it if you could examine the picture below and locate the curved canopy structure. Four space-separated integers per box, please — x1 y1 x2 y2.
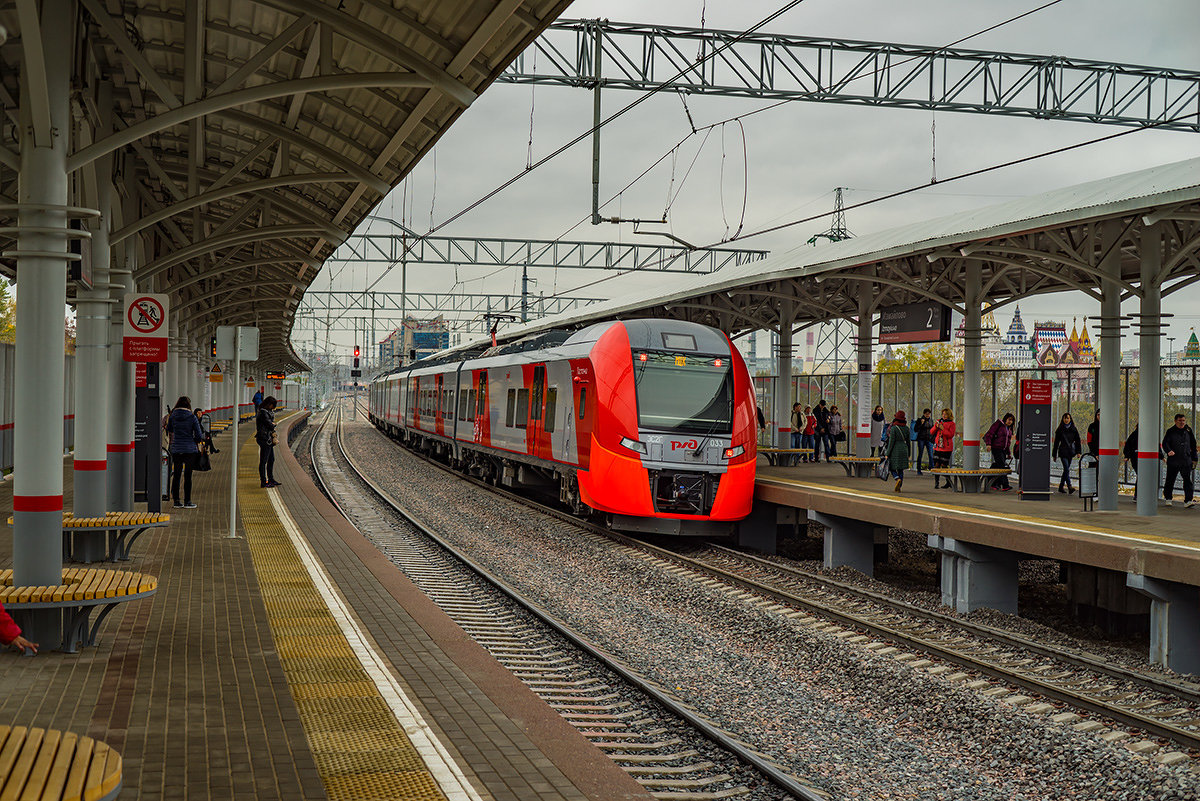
0 0 571 371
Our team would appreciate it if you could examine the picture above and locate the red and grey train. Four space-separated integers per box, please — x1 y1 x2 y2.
367 319 757 535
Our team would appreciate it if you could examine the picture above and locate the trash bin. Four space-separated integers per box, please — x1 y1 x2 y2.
1078 453 1098 510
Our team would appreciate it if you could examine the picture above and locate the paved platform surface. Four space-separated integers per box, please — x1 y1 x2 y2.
757 460 1200 584
0 419 649 801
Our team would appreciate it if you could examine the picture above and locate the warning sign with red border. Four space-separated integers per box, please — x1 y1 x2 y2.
123 293 169 362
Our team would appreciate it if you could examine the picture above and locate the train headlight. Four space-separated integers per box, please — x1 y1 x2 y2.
722 445 745 460
620 436 648 455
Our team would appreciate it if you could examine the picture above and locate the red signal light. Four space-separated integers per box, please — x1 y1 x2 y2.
354 345 360 357
713 358 723 367
638 353 647 361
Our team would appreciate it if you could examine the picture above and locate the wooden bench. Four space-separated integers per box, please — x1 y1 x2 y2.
0 725 121 801
1 568 157 653
759 448 814 466
8 512 170 563
829 456 883 478
928 467 1012 493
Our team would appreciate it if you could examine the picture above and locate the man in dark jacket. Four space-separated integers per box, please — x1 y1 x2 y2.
913 409 934 474
813 400 831 462
1162 414 1197 507
1086 410 1100 457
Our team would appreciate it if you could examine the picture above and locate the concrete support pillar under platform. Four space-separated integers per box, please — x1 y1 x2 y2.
810 509 875 577
1064 564 1150 635
1127 574 1200 676
735 501 798 556
928 535 1018 615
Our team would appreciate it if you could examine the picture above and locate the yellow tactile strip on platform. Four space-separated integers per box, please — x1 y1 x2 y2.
235 437 451 801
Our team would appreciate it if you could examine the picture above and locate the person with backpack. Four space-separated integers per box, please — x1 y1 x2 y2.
256 396 281 488
912 408 934 474
1162 414 1197 508
884 410 912 492
1052 412 1083 494
252 388 264 414
931 409 957 489
984 413 1016 491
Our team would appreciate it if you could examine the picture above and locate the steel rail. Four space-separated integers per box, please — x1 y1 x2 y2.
329 399 828 801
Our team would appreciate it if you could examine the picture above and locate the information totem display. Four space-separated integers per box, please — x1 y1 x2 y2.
1018 378 1052 501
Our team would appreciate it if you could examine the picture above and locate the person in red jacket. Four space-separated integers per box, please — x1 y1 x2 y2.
931 408 957 489
1 603 38 654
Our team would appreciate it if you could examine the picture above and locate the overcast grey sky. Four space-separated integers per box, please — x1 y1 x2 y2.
305 0 1200 359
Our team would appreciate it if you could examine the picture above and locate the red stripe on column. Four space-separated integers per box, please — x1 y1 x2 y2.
64 414 75 420
14 495 64 512
855 432 871 438
0 423 12 431
1137 452 1161 459
106 443 134 453
74 460 107 471
963 439 980 446
1098 448 1119 456
778 427 791 433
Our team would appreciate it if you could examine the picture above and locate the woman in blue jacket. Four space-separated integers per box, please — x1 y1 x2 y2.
167 396 204 508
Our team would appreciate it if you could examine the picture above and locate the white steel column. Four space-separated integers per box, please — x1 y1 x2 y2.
1136 225 1163 517
13 0 75 627
855 293 874 457
775 300 794 449
962 261 983 470
1097 222 1123 510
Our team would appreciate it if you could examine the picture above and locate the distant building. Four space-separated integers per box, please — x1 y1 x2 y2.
378 316 450 368
1035 319 1097 368
952 307 1003 363
1000 306 1031 368
1186 329 1199 361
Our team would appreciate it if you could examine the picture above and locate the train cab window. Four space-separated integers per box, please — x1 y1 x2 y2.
544 388 557 433
530 366 545 421
577 386 587 419
515 388 529 429
506 389 516 427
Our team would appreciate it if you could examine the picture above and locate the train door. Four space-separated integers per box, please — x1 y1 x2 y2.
571 360 594 466
475 370 490 445
528 365 546 458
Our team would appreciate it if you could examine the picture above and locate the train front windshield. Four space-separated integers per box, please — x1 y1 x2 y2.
633 352 733 435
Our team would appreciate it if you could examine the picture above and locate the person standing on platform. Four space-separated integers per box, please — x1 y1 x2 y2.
1162 414 1197 508
801 406 817 462
870 406 886 456
756 406 766 443
827 405 844 458
984 413 1016 491
913 408 934 474
790 403 804 451
813 400 831 462
1086 410 1101 457
1052 413 1082 494
1 602 38 654
167 396 203 509
252 388 264 415
885 410 911 492
931 409 957 489
256 396 281 489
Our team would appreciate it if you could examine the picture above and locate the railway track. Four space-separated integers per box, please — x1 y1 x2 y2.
308 403 821 801
343 398 1200 764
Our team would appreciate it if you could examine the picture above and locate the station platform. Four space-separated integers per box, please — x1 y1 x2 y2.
0 414 650 801
754 461 1200 585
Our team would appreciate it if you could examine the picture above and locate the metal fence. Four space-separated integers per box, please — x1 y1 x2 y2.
755 365 1200 484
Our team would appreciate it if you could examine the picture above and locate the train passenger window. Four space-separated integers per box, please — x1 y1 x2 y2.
505 389 516 427
516 388 529 429
530 366 545 421
458 389 469 420
544 388 557 433
578 387 586 419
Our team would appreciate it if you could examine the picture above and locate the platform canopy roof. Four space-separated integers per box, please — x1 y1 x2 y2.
0 0 571 373
470 156 1200 348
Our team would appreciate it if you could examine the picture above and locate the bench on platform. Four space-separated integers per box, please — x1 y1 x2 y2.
928 467 1011 493
829 456 883 478
758 448 814 466
1 568 157 653
7 512 170 563
0 725 122 801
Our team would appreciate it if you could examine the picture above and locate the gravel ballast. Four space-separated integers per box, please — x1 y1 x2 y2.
341 418 1199 801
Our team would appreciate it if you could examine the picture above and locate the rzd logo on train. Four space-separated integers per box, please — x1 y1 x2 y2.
670 440 699 451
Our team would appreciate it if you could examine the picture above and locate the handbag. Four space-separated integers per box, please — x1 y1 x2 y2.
195 451 212 472
835 431 846 442
876 457 890 481
270 431 278 446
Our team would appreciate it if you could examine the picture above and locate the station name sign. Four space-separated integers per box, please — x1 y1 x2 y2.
878 301 952 344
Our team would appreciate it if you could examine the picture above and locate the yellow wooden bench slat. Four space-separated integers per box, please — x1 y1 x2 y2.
0 726 24 798
39 731 77 801
61 736 94 801
81 743 110 801
0 726 42 801
20 727 61 801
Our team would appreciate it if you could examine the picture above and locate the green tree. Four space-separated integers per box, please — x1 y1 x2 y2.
876 343 963 372
0 283 14 344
